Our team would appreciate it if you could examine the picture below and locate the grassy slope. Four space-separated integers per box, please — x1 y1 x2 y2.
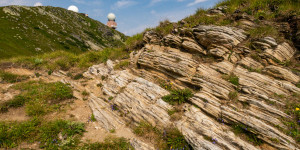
0 6 126 59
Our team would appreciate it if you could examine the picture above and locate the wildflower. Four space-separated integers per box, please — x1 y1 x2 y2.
296 108 300 111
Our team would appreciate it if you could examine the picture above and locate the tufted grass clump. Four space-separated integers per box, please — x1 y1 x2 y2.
0 71 28 83
0 81 73 116
228 90 239 100
133 121 192 150
113 60 130 70
232 123 263 145
222 73 239 86
0 119 85 149
162 89 193 105
79 136 133 150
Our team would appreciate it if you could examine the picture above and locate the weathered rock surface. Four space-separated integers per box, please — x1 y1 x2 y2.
238 57 264 69
263 65 300 83
193 25 247 49
264 42 296 62
138 44 198 78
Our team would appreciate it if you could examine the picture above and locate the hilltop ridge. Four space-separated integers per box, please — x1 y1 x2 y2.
0 5 126 59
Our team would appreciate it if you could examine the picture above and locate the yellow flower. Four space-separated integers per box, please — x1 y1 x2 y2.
296 108 300 111
170 83 173 85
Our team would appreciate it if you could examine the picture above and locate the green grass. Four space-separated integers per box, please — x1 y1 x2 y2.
0 119 85 149
0 71 28 83
113 60 130 70
0 81 73 116
154 20 174 36
1 48 129 71
162 89 193 105
79 137 133 150
0 6 126 59
222 73 239 86
82 90 90 96
91 113 97 122
133 121 192 149
281 93 300 143
228 91 239 100
125 33 144 51
249 25 280 40
216 0 300 17
232 123 263 145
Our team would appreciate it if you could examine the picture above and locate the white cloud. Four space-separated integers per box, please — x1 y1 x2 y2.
177 0 185 2
150 0 163 5
150 10 156 14
187 0 208 7
0 0 34 6
34 2 42 6
72 0 86 4
113 0 136 9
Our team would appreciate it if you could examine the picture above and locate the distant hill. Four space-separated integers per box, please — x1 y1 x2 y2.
0 6 126 59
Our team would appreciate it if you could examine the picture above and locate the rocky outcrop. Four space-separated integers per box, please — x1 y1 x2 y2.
83 23 300 149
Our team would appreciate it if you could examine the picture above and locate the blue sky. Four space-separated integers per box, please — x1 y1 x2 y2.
0 0 221 35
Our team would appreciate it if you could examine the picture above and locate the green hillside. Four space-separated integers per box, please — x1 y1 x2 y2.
0 6 126 59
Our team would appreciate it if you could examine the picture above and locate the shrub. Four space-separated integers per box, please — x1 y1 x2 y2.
162 89 193 105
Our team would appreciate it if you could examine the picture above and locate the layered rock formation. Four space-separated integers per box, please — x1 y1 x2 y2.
83 23 299 149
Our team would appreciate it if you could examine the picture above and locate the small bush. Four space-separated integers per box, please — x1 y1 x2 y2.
162 89 193 105
0 71 28 83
